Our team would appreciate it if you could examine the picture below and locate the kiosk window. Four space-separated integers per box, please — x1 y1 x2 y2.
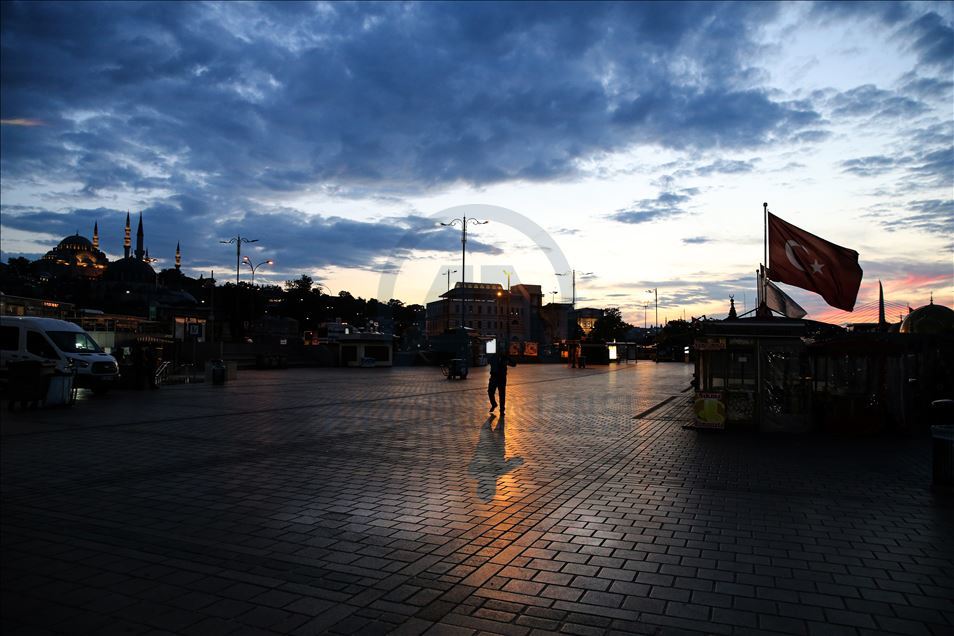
703 351 727 388
727 350 755 387
27 331 59 360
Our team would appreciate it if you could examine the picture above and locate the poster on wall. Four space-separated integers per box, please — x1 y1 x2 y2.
693 391 726 429
509 342 521 356
524 341 538 356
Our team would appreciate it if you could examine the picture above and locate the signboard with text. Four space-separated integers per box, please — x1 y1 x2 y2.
693 391 726 429
694 337 726 351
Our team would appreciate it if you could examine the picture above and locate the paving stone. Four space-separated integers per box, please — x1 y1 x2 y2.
2 365 950 636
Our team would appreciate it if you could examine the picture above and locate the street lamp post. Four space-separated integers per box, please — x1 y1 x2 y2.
551 290 558 305
557 270 575 309
557 270 593 309
442 269 457 333
439 217 488 330
220 235 259 340
646 288 658 329
220 235 259 284
242 256 273 285
443 268 458 292
503 269 512 346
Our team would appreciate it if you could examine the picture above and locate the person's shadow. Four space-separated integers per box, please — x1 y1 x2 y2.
468 414 524 501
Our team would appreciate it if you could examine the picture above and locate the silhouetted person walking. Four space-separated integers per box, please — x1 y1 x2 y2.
488 352 516 413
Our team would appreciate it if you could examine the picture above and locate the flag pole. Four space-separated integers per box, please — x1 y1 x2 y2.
761 202 769 314
756 269 761 308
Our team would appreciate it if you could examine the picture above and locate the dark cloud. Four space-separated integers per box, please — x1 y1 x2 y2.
611 89 821 149
840 155 898 177
827 84 928 120
0 2 813 196
808 1 912 27
907 147 954 190
682 236 711 244
891 199 954 235
609 187 698 225
862 197 953 242
898 72 954 101
1 2 949 275
901 12 954 73
677 158 757 178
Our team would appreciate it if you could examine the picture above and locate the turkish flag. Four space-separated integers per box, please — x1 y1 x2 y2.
767 213 863 311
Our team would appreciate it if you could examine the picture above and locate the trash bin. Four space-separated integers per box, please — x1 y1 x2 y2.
7 360 52 411
210 359 226 386
931 400 954 492
45 370 76 407
447 358 467 380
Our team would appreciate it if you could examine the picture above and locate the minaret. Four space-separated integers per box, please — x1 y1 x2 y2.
93 221 99 250
878 281 886 329
135 212 144 261
175 242 181 270
124 212 131 258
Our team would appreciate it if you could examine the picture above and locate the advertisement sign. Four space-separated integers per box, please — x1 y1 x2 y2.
524 341 538 357
486 339 497 354
509 342 521 356
694 337 726 351
608 345 617 361
693 391 726 429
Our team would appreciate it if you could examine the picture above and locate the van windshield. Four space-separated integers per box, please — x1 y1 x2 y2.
47 331 103 353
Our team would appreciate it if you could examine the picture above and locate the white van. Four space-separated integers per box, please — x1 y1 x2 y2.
0 316 120 394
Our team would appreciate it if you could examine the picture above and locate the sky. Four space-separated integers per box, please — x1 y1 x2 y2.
1 1 952 325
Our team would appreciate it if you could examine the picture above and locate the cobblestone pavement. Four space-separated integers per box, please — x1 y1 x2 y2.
2 363 952 635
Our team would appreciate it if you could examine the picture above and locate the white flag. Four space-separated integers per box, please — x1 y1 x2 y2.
764 278 807 319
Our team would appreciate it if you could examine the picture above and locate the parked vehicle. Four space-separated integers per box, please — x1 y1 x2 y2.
0 317 119 394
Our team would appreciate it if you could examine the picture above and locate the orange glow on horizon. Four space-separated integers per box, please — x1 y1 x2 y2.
0 118 45 127
810 274 953 324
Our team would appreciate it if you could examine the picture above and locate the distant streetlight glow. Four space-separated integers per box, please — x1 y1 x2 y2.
220 235 259 284
242 256 273 284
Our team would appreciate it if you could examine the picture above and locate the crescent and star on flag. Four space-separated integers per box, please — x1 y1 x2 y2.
784 240 825 275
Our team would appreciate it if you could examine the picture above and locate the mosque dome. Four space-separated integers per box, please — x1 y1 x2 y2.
56 234 94 252
102 256 156 284
39 232 107 278
899 302 954 334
